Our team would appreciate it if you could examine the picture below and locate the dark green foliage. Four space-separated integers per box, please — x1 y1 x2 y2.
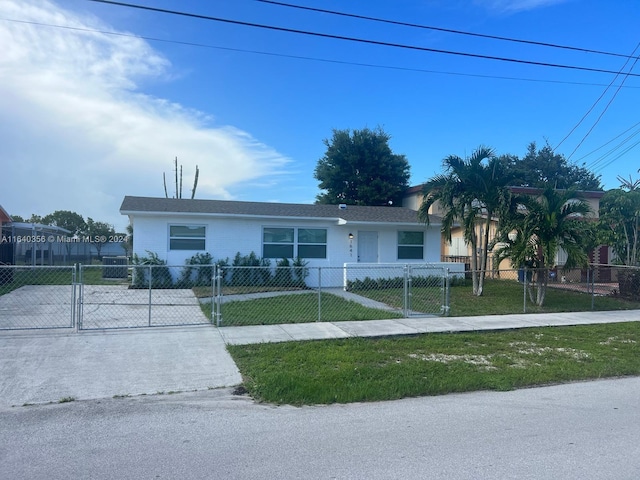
507 142 602 191
230 252 272 286
292 256 310 284
419 146 513 296
273 258 293 286
347 275 464 291
177 252 214 288
131 251 172 288
618 270 640 300
314 127 410 206
598 187 640 266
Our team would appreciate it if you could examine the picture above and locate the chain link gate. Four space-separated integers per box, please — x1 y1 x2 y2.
0 265 77 331
77 264 213 330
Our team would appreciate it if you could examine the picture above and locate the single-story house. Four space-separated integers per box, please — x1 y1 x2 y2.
120 196 462 287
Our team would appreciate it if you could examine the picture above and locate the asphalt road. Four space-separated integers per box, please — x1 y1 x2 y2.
2 377 640 479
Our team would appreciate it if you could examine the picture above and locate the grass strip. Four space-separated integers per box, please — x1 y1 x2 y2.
202 292 402 325
355 279 640 316
228 321 640 405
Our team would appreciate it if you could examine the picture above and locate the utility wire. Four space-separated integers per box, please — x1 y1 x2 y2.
256 0 638 61
86 0 640 78
574 120 640 164
592 139 640 174
565 42 640 161
555 42 640 152
585 125 640 172
6 17 640 91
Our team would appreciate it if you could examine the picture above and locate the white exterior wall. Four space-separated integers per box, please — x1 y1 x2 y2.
129 214 443 287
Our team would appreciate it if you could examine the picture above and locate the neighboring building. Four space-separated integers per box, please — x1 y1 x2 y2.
120 196 463 287
403 185 606 270
0 205 13 266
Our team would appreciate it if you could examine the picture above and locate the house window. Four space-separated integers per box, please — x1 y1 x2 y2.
263 227 294 258
263 227 327 259
398 231 424 259
298 228 327 259
169 225 206 250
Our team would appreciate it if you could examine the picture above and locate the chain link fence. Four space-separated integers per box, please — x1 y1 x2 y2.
0 265 76 330
447 265 640 316
211 265 454 326
1 263 638 331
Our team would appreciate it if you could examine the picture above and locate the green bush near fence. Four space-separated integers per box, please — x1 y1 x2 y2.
347 274 466 291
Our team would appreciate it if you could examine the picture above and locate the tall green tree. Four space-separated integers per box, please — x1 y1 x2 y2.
85 217 116 258
314 127 410 206
494 187 592 306
507 142 602 191
41 210 87 236
598 178 640 266
418 146 512 296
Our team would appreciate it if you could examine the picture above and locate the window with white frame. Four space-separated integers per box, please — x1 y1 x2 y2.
298 228 327 258
397 231 424 259
169 225 206 250
263 227 327 259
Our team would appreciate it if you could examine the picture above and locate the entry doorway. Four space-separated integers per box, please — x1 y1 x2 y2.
357 231 378 263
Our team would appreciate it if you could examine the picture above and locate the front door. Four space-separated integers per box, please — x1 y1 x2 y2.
358 231 378 263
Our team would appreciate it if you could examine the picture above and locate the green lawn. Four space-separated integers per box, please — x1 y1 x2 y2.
353 278 640 316
228 321 640 405
201 292 402 326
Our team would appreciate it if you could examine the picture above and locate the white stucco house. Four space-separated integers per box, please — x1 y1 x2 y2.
120 196 463 287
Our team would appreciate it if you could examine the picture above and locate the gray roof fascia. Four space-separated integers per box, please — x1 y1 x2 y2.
121 209 345 224
121 209 435 227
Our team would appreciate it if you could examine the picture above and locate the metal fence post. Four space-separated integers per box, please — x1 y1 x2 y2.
590 266 595 310
72 264 78 331
216 267 224 327
77 263 84 331
443 268 451 317
148 265 152 327
317 267 322 322
214 265 218 323
403 265 409 317
523 267 527 314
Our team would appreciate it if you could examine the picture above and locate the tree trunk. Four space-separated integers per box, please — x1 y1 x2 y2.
535 268 549 306
470 226 479 296
476 215 492 296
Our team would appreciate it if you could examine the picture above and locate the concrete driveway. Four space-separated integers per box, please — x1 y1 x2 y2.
0 284 210 330
0 326 242 407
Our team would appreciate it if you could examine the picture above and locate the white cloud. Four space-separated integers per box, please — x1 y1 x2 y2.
474 0 568 13
0 0 291 229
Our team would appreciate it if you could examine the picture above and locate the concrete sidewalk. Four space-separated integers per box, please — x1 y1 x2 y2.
0 326 242 408
219 309 640 345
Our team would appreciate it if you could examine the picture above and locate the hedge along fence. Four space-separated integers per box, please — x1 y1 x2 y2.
130 251 310 289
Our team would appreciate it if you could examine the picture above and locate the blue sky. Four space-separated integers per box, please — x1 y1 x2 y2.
1 0 639 230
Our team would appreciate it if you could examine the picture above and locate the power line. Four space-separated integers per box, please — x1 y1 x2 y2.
256 0 638 61
86 0 640 78
556 42 640 152
592 138 640 175
565 42 640 161
575 120 640 164
6 17 640 91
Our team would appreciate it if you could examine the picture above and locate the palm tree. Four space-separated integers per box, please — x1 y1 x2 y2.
419 147 511 296
494 187 592 306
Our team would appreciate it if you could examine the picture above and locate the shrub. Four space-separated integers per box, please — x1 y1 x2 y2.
131 251 173 288
177 252 214 288
231 252 272 286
